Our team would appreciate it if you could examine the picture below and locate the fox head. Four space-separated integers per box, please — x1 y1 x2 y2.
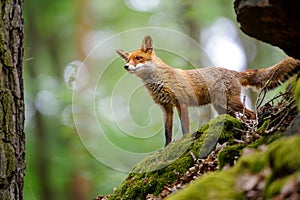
116 35 155 75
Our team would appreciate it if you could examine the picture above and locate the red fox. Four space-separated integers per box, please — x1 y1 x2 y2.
116 35 300 146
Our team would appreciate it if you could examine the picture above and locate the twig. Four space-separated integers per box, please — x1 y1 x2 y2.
255 69 277 109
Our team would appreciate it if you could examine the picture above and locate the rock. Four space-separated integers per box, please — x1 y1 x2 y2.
234 0 300 59
167 134 300 200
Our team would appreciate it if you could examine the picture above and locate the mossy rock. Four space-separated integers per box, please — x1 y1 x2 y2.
218 144 244 169
108 115 244 200
294 78 300 111
265 135 300 184
264 135 300 198
167 172 242 200
264 173 298 199
247 131 284 149
167 134 300 200
195 114 244 158
231 150 267 174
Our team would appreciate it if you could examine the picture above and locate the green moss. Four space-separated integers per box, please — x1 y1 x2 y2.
296 79 300 111
198 122 209 133
108 115 244 200
234 135 300 198
5 143 15 178
198 115 244 157
264 173 298 199
267 135 300 180
110 137 195 199
218 144 244 169
247 130 284 149
166 172 242 200
116 175 160 200
217 116 244 143
110 133 195 199
132 133 193 173
168 135 300 200
0 143 16 185
104 108 300 200
231 150 267 174
0 90 13 136
104 91 300 200
256 119 270 134
207 115 243 143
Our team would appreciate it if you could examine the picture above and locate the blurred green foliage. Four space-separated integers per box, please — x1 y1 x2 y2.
23 0 287 199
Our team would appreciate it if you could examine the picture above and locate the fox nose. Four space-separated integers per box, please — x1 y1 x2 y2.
124 65 129 70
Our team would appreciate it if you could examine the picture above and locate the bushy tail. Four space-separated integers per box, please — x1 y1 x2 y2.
239 57 300 90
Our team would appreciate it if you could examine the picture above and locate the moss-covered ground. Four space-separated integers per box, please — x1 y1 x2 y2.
98 81 300 200
167 134 300 200
106 115 245 200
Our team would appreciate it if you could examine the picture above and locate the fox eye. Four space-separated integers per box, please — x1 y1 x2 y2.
135 56 143 60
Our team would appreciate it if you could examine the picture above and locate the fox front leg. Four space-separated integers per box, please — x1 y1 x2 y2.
161 104 173 146
176 104 190 134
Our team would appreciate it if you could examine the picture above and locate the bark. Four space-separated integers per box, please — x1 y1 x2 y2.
0 0 25 199
234 0 300 59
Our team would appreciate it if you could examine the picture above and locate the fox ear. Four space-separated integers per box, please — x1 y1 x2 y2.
141 35 153 53
116 49 129 61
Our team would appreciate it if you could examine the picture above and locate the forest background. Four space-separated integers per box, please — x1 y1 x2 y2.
23 0 286 199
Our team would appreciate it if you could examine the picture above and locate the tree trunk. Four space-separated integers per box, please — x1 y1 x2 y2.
234 0 300 59
0 0 25 199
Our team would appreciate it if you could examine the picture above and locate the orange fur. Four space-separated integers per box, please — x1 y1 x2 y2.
117 35 300 146
240 57 300 90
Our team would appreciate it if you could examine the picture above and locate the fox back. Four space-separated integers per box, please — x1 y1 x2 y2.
117 35 300 146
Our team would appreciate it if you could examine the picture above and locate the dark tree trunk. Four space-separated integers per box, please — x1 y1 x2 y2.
234 0 300 59
0 0 25 199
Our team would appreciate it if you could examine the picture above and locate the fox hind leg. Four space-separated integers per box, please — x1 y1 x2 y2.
212 95 255 119
227 96 255 119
